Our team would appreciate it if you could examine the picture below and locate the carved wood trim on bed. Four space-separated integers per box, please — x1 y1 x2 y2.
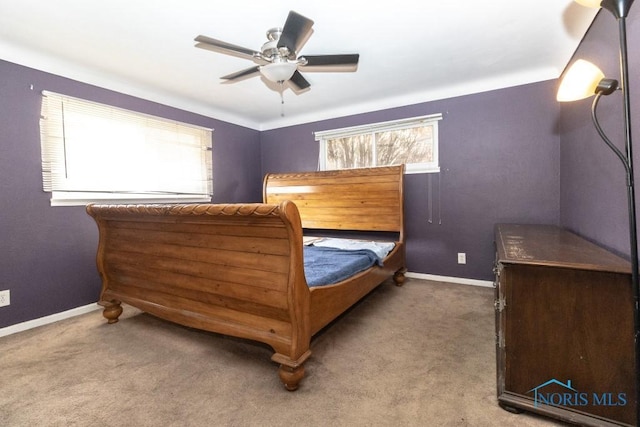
87 165 405 391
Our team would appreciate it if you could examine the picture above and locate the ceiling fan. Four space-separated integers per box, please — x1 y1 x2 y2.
194 10 360 92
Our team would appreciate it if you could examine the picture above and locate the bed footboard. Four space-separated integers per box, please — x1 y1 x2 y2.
87 201 311 391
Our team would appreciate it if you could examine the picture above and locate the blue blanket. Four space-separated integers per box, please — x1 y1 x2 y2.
303 246 383 287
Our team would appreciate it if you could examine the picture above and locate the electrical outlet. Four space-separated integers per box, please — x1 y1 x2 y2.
0 290 9 307
457 253 466 264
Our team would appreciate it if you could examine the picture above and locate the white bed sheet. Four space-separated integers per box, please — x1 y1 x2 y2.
305 237 395 260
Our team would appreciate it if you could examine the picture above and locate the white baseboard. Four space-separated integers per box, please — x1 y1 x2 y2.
0 302 100 338
406 272 494 288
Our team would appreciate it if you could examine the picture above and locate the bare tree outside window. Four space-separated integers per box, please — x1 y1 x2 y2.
319 116 439 174
375 126 433 166
326 134 373 170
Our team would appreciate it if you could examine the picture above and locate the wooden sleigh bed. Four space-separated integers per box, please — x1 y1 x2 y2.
86 165 406 391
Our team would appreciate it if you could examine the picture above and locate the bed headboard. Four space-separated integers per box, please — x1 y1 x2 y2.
263 165 404 239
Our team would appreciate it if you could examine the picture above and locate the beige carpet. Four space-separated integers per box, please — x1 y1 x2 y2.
0 279 564 426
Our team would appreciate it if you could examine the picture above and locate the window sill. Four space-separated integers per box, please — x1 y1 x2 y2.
405 166 440 174
49 192 212 207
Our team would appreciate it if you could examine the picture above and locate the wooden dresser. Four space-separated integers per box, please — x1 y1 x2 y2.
494 224 635 426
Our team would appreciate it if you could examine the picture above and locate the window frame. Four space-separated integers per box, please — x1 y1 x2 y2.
314 113 442 174
40 91 213 207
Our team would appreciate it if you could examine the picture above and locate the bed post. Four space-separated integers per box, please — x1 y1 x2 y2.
394 164 407 286
271 350 312 391
87 204 125 323
272 200 313 391
99 300 123 324
394 269 407 286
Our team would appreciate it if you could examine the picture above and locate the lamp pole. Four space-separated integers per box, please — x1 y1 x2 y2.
620 15 640 427
601 0 639 424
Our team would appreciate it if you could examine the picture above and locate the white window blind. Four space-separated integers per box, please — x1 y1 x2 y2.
40 91 213 206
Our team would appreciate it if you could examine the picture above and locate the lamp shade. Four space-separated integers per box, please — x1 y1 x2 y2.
260 62 297 82
557 59 606 102
574 0 602 7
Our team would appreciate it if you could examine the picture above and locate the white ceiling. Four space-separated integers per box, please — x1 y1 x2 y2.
0 1 597 131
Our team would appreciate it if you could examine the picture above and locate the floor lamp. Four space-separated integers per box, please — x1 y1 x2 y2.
557 0 638 424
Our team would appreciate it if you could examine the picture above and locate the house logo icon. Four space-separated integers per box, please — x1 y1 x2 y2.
528 379 580 408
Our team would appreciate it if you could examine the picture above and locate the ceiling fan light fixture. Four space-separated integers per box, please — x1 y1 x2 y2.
260 61 297 82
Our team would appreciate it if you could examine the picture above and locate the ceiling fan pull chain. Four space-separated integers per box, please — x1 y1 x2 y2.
280 81 286 117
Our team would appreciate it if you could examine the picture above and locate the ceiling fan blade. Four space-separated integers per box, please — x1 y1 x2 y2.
289 70 311 91
277 11 314 55
221 66 261 81
195 35 261 61
302 54 359 68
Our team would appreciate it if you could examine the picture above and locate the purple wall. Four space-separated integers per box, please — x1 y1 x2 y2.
0 60 261 329
261 80 562 280
559 6 640 259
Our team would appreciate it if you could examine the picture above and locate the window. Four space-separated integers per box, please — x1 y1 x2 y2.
315 114 442 174
40 91 213 206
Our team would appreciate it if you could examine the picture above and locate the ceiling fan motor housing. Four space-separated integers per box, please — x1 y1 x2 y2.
262 28 295 62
